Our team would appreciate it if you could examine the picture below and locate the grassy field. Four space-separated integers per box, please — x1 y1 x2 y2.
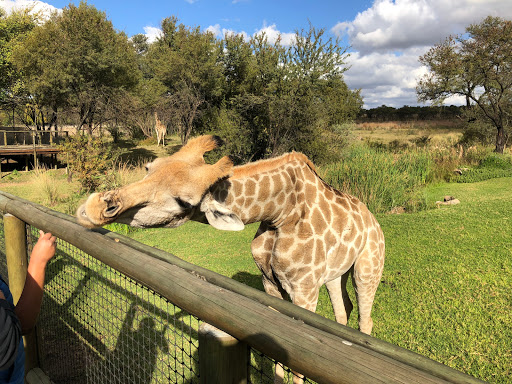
0 134 511 382
354 120 464 146
122 178 511 383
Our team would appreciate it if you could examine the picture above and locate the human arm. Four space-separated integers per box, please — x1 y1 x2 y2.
14 231 56 335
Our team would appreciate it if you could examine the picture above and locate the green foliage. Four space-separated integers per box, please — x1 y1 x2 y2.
455 153 512 183
417 16 512 153
12 1 140 132
215 25 361 162
61 135 120 192
320 145 432 213
0 8 36 102
147 16 223 143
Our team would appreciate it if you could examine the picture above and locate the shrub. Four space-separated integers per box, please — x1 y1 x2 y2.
320 145 432 213
455 152 512 183
60 135 120 192
33 166 59 206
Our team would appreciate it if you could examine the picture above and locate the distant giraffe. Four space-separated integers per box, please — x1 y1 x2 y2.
154 111 167 147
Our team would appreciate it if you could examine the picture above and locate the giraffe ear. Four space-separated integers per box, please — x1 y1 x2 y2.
201 196 244 231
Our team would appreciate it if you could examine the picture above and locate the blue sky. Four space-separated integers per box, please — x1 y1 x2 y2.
3 0 512 108
41 0 371 43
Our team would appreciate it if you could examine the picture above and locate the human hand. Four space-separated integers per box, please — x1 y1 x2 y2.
30 230 57 266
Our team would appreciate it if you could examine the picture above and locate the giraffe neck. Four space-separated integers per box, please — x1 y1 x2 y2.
209 153 316 226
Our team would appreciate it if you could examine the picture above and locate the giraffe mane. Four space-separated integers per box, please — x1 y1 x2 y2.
232 151 316 179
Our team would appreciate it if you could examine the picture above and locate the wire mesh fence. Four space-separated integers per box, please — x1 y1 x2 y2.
0 216 312 383
27 224 201 384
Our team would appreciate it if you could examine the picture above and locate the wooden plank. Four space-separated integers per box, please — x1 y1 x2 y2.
26 368 53 384
199 323 249 384
0 192 486 384
0 147 61 156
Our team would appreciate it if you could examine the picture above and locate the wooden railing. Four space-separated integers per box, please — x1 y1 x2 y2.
0 191 485 384
0 130 68 147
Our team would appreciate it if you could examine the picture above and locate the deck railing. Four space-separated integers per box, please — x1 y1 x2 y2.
0 191 485 384
0 130 69 147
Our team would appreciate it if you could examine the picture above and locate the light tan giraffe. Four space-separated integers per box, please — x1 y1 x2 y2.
154 111 167 147
77 135 385 382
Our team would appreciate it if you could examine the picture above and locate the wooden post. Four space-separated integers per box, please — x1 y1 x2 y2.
3 131 6 146
32 132 37 169
199 323 249 384
4 213 27 301
4 214 39 374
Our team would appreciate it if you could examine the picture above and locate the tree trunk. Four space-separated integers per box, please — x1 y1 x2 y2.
494 125 508 153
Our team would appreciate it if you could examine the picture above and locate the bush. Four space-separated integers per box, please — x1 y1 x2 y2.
61 135 121 192
320 145 432 213
33 166 59 206
455 153 512 183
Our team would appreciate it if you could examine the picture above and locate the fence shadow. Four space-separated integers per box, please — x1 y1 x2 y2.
38 245 199 383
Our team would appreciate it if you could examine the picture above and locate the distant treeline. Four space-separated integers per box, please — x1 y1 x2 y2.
358 105 465 122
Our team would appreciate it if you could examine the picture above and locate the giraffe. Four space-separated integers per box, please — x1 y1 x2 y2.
154 111 167 147
77 135 385 382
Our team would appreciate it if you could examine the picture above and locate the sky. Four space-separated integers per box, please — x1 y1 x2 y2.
2 0 512 108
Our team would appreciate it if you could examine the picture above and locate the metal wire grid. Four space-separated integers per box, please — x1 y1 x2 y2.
0 217 320 383
249 349 316 384
26 226 200 384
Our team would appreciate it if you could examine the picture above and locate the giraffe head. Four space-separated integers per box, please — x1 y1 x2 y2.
76 135 244 231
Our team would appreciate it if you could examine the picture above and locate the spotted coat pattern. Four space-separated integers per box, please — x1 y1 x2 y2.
209 152 385 334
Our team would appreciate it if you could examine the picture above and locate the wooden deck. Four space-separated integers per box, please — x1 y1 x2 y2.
0 145 61 156
0 129 68 174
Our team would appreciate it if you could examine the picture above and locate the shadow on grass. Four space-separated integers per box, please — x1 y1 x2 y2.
231 271 265 291
38 246 200 384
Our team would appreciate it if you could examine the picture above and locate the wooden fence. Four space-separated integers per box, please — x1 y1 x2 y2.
0 191 486 384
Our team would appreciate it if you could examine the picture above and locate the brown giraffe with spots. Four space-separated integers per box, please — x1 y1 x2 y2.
77 135 385 381
154 111 167 147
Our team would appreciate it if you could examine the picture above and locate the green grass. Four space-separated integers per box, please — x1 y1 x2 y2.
320 145 433 213
375 179 512 381
454 152 512 183
1 141 511 382
124 178 512 383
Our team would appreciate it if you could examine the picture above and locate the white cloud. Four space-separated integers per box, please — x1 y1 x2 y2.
206 22 296 46
254 23 295 46
333 0 512 54
344 48 430 108
0 0 59 20
143 26 162 43
334 0 512 108
206 23 249 41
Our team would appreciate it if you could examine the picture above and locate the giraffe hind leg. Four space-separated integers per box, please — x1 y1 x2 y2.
325 270 353 325
353 248 384 335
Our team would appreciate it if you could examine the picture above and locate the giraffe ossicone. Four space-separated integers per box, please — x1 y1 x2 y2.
77 134 385 334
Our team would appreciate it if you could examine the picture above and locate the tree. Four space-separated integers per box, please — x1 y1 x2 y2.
417 16 512 153
0 7 36 125
226 24 360 162
13 2 140 133
147 16 224 144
